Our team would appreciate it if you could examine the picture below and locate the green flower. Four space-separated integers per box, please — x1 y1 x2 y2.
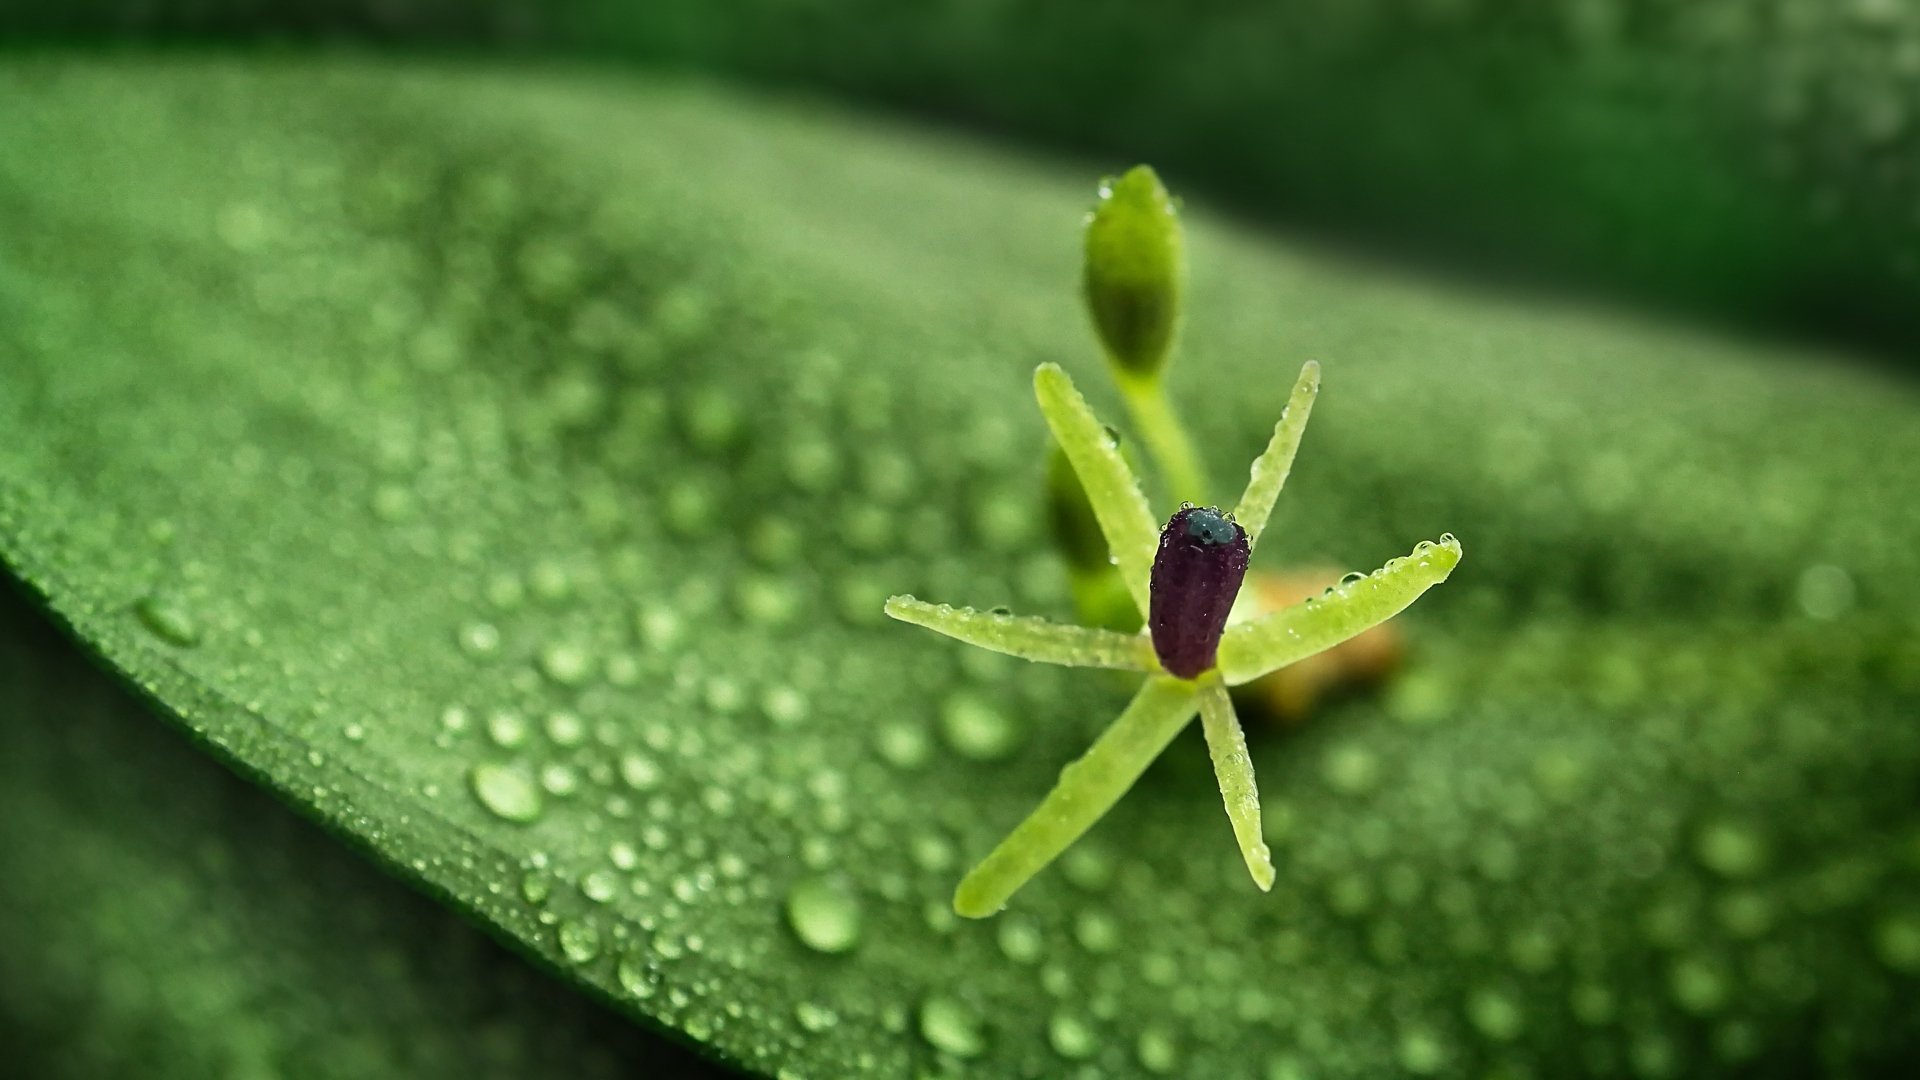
888 361 1461 917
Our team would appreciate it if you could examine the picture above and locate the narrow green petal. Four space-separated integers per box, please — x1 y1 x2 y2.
954 676 1200 917
1033 363 1159 616
1217 534 1461 686
1230 360 1320 550
1197 678 1274 891
884 595 1157 671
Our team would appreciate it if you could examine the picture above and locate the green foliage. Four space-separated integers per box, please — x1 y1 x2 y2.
4 55 1920 1078
0 592 730 1079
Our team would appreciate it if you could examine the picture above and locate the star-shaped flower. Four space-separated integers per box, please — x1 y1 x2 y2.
887 360 1461 917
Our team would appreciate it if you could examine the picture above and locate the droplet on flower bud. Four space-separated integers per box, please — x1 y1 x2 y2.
1083 165 1183 380
1149 506 1248 678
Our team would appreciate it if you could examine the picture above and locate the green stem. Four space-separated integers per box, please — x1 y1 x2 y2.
1118 372 1210 507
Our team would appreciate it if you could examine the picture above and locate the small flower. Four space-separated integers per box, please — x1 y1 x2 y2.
887 361 1461 917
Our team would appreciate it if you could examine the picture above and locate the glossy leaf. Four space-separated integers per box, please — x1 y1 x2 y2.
4 57 1920 1079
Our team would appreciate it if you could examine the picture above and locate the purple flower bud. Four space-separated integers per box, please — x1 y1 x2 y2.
1148 506 1249 678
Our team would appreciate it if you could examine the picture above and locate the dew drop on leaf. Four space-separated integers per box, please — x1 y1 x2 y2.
615 951 653 999
1872 909 1920 973
1047 1010 1097 1060
618 751 661 791
784 876 862 955
996 916 1044 964
938 693 1019 761
1135 1026 1180 1074
132 593 200 647
468 762 544 824
1694 819 1770 878
557 918 601 965
456 620 501 658
794 1001 838 1032
917 995 985 1058
1466 985 1526 1042
537 641 594 687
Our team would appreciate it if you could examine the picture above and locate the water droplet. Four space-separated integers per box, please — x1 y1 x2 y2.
616 951 653 998
619 751 661 790
457 620 501 658
761 685 809 727
134 594 200 647
1135 1026 1179 1074
795 1001 838 1032
1872 909 1920 973
637 605 682 651
997 916 1044 964
1466 985 1525 1042
486 710 528 749
1395 1026 1449 1075
537 642 594 687
520 868 551 905
557 918 601 964
1570 981 1615 1026
736 575 801 625
609 840 639 871
468 763 543 823
1794 563 1855 620
1668 954 1731 1015
876 721 932 769
540 763 578 796
582 870 619 903
940 693 1019 761
1048 1011 1098 1060
1073 908 1120 953
1694 819 1769 878
1322 743 1380 795
544 710 586 746
528 559 573 603
918 996 985 1058
785 877 862 954
1062 844 1116 891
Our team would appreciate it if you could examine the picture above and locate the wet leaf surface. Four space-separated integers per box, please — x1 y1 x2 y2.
3 55 1920 1078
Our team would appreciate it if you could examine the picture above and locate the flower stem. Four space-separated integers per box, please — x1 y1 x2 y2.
1118 372 1210 507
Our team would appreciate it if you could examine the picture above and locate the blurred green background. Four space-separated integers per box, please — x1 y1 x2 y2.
13 0 1920 366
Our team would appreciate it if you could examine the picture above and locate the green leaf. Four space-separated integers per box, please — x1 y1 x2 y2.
0 590 730 1079
4 55 1920 1078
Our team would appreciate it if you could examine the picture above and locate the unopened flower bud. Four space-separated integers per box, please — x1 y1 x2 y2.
1083 165 1183 380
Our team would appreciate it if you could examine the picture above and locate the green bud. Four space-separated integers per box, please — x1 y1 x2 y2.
1083 165 1183 379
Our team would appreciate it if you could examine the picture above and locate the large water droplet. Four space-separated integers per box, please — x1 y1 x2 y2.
468 763 544 823
918 996 985 1058
1047 1011 1098 1060
785 877 862 954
